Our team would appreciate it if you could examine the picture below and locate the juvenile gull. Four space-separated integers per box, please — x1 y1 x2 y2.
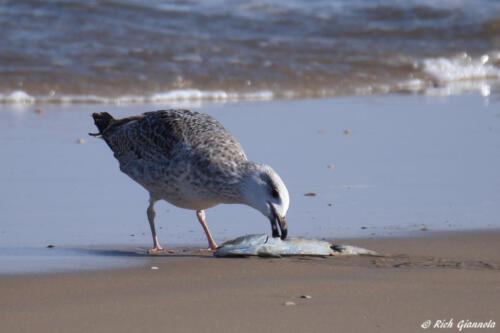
90 110 289 253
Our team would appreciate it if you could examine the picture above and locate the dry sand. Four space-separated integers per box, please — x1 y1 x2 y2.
1 231 499 333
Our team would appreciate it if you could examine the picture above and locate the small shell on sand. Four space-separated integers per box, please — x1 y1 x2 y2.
327 164 335 169
151 266 159 270
344 129 352 135
76 138 85 144
284 301 296 306
35 108 45 114
300 295 312 299
304 192 317 197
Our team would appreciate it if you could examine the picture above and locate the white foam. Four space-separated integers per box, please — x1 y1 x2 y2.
0 90 35 103
0 89 275 104
423 53 500 82
425 81 492 97
150 90 229 101
397 79 426 91
354 86 373 95
238 90 274 100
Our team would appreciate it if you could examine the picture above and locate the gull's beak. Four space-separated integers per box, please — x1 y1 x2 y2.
269 202 288 240
277 214 287 240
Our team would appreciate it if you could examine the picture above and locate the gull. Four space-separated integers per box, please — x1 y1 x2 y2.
90 109 289 253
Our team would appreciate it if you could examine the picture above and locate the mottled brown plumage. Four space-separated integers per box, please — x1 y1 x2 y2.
91 109 289 252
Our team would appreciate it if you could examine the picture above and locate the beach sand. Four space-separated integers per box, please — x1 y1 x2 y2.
1 231 499 333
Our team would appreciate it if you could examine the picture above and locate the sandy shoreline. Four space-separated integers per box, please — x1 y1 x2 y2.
2 231 499 333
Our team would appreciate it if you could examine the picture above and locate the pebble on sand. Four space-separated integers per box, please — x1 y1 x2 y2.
304 192 317 197
344 129 352 135
421 227 429 231
76 138 85 144
284 301 296 306
327 164 335 169
151 266 159 270
35 108 45 114
47 244 55 248
300 295 312 299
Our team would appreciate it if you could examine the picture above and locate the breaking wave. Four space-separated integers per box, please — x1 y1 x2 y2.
1 0 500 103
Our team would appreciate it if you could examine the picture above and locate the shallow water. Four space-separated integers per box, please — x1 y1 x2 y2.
2 0 500 102
0 247 146 274
1 94 499 273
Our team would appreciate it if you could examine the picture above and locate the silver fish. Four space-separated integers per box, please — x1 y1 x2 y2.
214 234 380 257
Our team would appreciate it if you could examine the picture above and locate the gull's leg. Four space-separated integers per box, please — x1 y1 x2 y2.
147 198 164 254
196 210 218 251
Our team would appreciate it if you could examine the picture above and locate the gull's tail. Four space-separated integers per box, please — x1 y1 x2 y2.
89 112 114 136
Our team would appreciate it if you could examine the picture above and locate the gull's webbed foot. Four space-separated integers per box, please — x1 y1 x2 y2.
199 243 218 252
147 246 175 254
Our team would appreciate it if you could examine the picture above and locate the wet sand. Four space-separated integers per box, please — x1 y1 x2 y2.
2 95 500 255
1 231 499 333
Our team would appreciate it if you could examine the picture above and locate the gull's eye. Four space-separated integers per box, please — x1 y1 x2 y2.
271 188 279 199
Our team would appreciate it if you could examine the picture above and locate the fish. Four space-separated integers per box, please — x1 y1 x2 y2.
214 234 380 257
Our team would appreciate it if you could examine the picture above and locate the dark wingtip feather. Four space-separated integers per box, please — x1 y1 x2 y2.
91 112 114 135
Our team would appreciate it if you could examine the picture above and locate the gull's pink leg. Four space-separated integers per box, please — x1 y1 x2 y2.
146 198 170 254
196 210 218 251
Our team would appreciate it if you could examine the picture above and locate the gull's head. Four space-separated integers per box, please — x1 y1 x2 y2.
241 163 290 239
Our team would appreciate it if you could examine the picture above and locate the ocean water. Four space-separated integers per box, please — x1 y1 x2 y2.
2 0 500 103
